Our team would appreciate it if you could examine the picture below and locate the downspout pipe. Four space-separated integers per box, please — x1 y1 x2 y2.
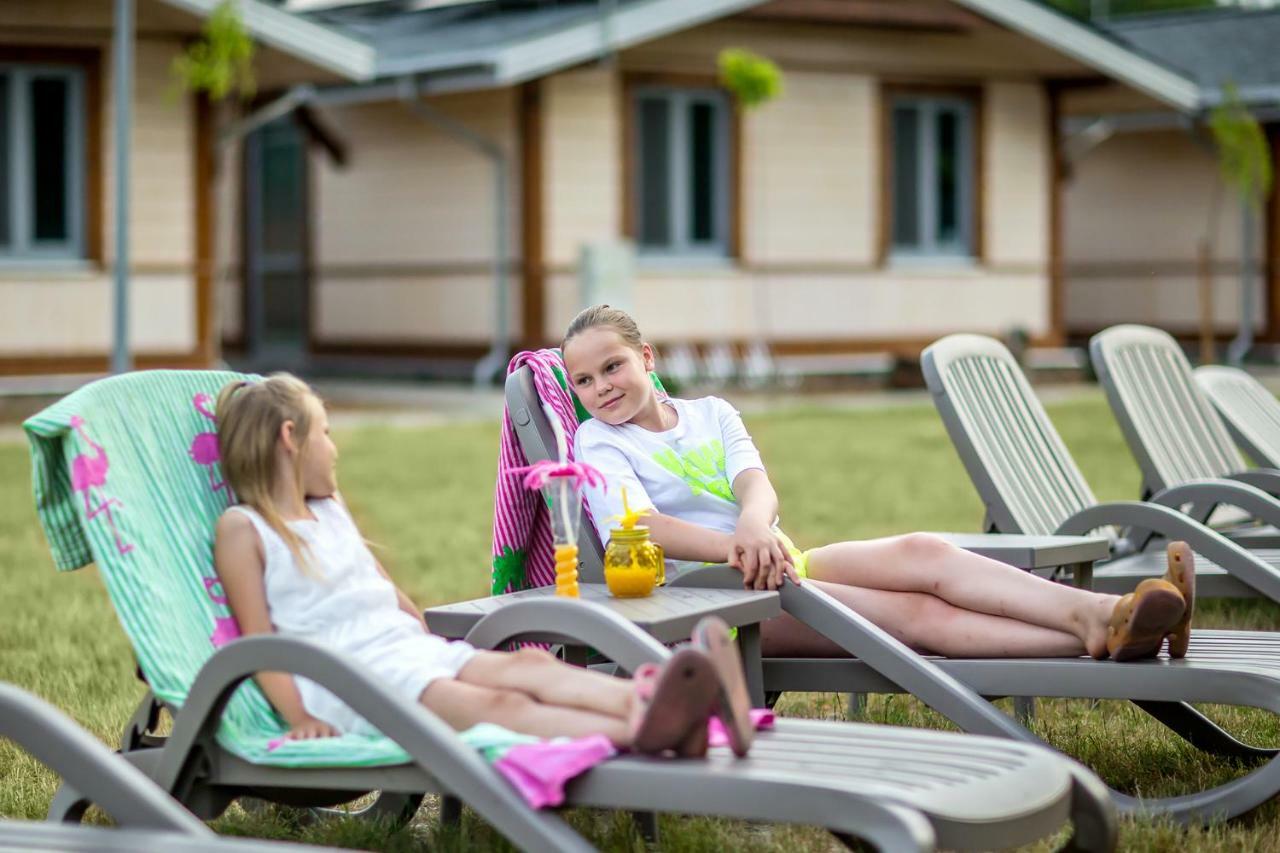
397 76 510 386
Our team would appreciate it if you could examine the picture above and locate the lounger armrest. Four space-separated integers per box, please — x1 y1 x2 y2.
665 563 743 590
1224 469 1280 497
163 635 592 853
1149 479 1280 528
0 685 209 834
462 598 671 672
1057 501 1280 600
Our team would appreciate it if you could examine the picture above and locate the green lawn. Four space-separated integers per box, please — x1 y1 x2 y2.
3 390 1280 850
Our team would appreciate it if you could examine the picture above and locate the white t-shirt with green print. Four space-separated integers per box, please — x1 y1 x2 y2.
574 396 766 572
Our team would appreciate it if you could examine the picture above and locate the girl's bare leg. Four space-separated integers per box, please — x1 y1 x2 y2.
456 649 637 720
420 676 633 746
806 534 1119 658
761 579 1085 658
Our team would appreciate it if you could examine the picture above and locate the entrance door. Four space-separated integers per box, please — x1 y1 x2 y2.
244 116 309 370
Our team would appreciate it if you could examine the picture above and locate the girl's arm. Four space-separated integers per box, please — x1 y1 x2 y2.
731 469 797 590
645 513 735 563
214 512 338 739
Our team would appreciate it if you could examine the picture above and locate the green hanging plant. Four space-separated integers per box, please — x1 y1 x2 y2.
717 48 783 110
171 0 256 101
1208 82 1272 210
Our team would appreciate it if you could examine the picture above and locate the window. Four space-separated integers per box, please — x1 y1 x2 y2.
632 87 731 258
0 65 85 260
889 95 975 258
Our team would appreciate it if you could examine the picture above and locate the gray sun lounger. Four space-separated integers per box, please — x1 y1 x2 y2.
913 333 1280 821
1196 365 1280 471
1091 324 1280 554
23 370 1112 853
0 681 335 853
506 362 1280 825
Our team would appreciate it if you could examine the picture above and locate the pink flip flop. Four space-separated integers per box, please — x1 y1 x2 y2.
630 649 718 757
691 616 754 757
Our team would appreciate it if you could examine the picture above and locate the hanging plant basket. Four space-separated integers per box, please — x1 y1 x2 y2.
717 48 783 110
172 0 256 102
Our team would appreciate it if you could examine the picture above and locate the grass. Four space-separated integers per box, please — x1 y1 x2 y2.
4 389 1280 850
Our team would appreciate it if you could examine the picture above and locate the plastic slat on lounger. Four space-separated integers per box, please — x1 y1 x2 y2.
1197 366 1280 470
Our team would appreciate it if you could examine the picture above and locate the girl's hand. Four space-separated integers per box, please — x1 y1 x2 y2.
729 519 791 590
287 716 339 740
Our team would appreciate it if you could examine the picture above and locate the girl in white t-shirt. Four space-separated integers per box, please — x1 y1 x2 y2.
212 373 751 756
564 306 1195 662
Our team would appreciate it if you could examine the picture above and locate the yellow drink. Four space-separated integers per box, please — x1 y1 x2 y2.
554 543 580 598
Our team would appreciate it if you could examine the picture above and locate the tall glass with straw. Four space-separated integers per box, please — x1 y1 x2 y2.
515 405 604 599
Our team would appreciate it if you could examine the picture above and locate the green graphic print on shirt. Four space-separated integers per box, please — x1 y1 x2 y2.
652 440 735 503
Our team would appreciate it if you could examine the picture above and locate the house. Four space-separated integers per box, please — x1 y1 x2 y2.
1060 6 1280 348
0 0 373 376
1 0 1257 379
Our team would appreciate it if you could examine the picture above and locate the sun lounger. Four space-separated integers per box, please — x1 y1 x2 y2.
21 369 1112 851
1091 324 1280 553
0 681 333 852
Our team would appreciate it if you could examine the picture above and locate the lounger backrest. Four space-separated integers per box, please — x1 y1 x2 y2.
26 371 410 766
503 362 671 582
1090 325 1244 495
922 335 1101 536
1196 365 1280 469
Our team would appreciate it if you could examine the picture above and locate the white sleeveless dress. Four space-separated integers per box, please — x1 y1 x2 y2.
228 497 476 735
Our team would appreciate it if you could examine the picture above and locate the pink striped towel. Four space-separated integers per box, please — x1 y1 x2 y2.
490 349 589 595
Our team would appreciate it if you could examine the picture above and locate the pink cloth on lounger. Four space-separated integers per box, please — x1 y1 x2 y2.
707 709 775 749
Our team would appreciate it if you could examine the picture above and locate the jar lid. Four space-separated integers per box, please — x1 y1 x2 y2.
609 525 651 542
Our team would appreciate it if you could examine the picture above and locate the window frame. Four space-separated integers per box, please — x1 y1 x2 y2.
881 85 983 265
0 62 87 262
626 79 737 262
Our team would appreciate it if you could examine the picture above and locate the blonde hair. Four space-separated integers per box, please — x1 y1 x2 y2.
215 373 321 575
562 304 644 353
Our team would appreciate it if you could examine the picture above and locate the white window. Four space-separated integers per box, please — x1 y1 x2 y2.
890 96 975 259
0 65 85 261
633 87 731 258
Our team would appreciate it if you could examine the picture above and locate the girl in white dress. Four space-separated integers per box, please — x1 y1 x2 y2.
212 374 750 756
563 305 1195 663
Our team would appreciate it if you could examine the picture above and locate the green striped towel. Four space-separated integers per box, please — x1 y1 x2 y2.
25 370 411 768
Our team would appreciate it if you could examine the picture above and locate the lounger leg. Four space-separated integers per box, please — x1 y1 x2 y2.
440 794 462 825
845 693 866 719
1059 765 1119 852
121 690 164 752
630 810 659 843
736 624 766 707
1133 700 1278 760
1014 696 1036 723
47 784 90 824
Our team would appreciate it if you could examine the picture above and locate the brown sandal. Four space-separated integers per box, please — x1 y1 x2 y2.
1107 579 1186 661
1163 541 1195 658
630 649 718 757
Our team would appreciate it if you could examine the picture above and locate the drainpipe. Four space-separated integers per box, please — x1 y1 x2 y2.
398 76 510 386
1228 198 1258 365
112 0 134 374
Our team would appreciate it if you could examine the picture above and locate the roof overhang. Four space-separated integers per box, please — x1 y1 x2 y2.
952 0 1202 113
376 0 771 88
157 0 376 82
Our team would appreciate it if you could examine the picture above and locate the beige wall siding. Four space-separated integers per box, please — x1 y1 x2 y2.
0 273 194 355
544 68 621 267
984 82 1049 267
301 90 520 344
1063 129 1257 332
743 72 877 265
